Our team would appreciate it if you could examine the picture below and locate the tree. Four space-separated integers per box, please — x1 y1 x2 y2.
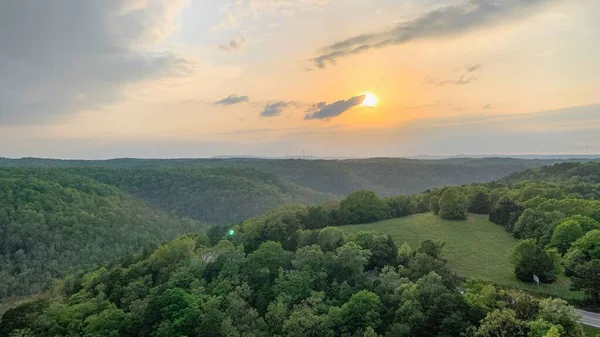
543 326 560 337
571 259 600 308
429 195 440 215
385 195 416 218
339 190 389 224
438 188 467 220
351 231 398 270
549 220 583 255
317 227 345 252
537 298 585 337
469 190 491 214
475 309 527 337
417 239 445 259
510 239 556 283
328 290 382 335
303 206 329 230
489 199 524 228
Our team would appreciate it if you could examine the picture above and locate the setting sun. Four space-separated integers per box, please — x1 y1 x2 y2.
360 92 379 107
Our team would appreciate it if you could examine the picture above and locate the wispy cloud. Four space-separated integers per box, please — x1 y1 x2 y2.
218 37 246 52
260 101 296 117
312 0 557 69
215 94 250 106
305 95 365 120
424 64 481 86
437 74 478 86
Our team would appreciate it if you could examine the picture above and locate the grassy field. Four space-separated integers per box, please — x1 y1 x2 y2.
583 325 600 337
341 213 583 300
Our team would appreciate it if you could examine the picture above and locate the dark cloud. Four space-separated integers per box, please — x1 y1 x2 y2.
483 104 493 109
304 95 365 120
260 101 295 117
215 94 250 106
218 37 246 52
0 0 190 125
313 0 556 68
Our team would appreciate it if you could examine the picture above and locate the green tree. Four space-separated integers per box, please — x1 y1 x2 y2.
303 206 329 230
339 190 389 224
429 195 440 215
469 190 491 214
549 220 583 255
438 187 467 220
544 326 560 337
385 195 416 218
537 298 585 337
475 309 527 337
317 227 345 252
510 239 556 283
328 290 382 334
571 259 600 308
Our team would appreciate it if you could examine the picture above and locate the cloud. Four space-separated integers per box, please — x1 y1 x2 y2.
215 94 250 106
304 95 365 120
437 75 478 86
424 64 481 86
218 37 246 52
261 101 296 117
0 0 190 125
312 0 557 68
467 64 481 72
213 0 328 31
483 104 493 109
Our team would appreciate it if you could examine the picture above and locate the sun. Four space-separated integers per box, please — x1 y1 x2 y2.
360 92 379 107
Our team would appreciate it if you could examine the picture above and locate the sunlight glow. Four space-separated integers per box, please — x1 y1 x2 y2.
360 92 379 107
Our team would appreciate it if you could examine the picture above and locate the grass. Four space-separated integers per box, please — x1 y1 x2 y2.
583 325 600 337
341 213 583 300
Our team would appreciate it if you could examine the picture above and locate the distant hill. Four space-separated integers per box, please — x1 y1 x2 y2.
65 167 331 224
3 157 598 197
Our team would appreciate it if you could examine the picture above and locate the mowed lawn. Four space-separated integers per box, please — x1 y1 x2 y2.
341 213 583 300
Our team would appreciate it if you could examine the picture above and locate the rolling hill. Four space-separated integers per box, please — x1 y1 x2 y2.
3 157 596 197
340 213 583 300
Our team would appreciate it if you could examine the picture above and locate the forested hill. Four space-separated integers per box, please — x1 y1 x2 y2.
503 162 600 184
0 169 206 300
3 157 597 196
65 167 331 224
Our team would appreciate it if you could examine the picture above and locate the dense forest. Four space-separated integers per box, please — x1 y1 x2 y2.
0 211 586 337
3 157 597 196
2 160 600 336
0 169 206 300
62 167 329 224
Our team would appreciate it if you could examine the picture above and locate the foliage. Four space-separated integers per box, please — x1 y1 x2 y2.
0 170 206 299
510 239 556 283
2 157 580 197
339 190 389 225
469 190 492 214
438 187 467 220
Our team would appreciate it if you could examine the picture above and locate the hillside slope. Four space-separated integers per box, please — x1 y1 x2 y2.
69 167 331 224
3 157 595 196
0 169 206 300
341 213 582 299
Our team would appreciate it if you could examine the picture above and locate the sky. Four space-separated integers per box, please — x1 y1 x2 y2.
0 0 599 159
